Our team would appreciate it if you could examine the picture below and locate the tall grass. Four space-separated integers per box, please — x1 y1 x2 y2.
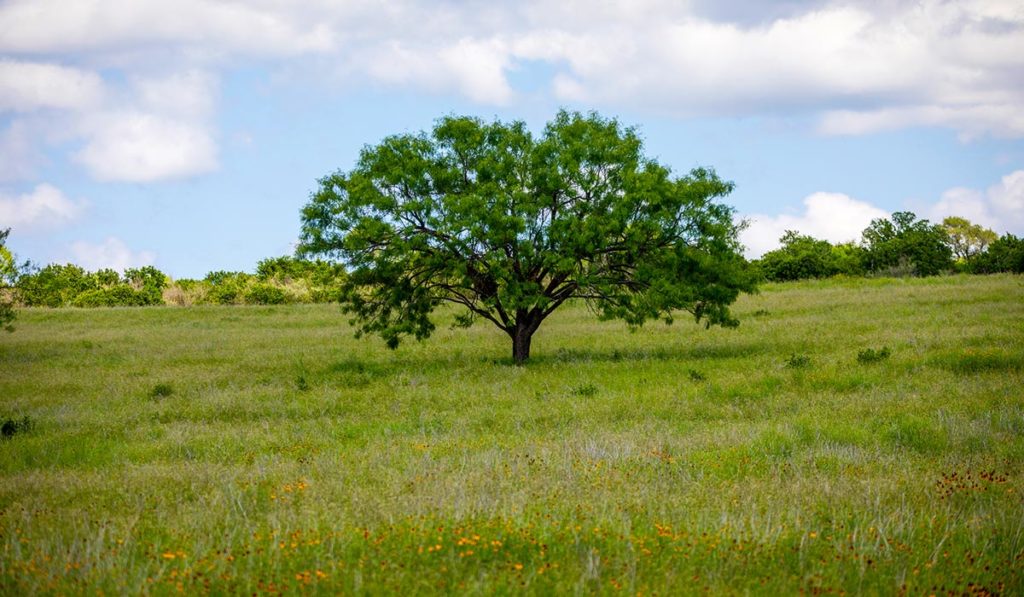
1 274 1022 594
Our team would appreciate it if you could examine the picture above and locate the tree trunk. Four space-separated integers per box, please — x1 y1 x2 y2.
511 326 533 365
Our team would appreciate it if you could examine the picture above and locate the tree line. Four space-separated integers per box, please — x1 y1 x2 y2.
753 213 1023 282
0 245 346 316
1 213 1019 326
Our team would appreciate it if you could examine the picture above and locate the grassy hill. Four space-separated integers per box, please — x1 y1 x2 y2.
1 274 1022 594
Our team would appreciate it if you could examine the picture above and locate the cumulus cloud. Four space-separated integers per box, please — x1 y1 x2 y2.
364 38 515 104
0 59 105 113
0 183 86 229
73 111 218 182
69 237 155 272
928 170 1024 233
0 0 335 57
1 0 1022 185
0 0 1020 137
741 192 888 258
0 65 220 183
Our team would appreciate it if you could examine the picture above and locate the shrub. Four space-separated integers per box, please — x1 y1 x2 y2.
149 383 174 399
857 347 891 364
72 285 153 308
245 283 287 305
970 234 1024 274
16 263 96 307
201 272 250 305
785 354 811 369
1 415 34 438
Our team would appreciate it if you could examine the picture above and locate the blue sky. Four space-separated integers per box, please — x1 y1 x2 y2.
1 0 1022 278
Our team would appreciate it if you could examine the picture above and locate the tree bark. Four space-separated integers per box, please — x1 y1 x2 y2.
512 327 532 365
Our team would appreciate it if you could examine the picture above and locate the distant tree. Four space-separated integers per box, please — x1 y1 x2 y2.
755 232 867 282
299 111 756 363
93 268 121 287
1 229 17 331
970 234 1024 274
830 241 868 277
861 212 953 277
124 266 168 305
941 216 997 262
756 232 831 281
16 263 95 307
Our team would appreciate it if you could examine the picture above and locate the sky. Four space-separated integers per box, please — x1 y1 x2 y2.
1 0 1023 278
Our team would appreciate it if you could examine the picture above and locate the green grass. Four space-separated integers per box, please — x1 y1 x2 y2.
1 274 1023 594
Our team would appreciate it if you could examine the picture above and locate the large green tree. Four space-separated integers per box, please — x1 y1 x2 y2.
299 111 756 363
861 212 953 277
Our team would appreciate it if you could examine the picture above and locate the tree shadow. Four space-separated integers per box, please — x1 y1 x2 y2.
488 341 768 366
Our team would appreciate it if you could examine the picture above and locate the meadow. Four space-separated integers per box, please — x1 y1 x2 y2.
1 274 1022 595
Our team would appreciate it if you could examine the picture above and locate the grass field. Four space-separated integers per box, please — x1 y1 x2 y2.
1 274 1023 594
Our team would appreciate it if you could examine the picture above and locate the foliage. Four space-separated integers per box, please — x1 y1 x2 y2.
299 111 756 363
15 263 96 307
941 216 997 262
970 233 1024 274
71 285 155 308
201 271 251 305
861 211 953 277
255 256 347 302
0 229 17 332
125 265 168 299
245 283 288 305
10 257 344 310
755 231 865 281
16 262 167 308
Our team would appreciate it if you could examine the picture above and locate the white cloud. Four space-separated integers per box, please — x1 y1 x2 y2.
928 170 1024 233
364 37 515 104
0 0 335 57
741 192 888 258
131 69 217 119
1 0 1023 186
0 59 105 112
0 121 46 181
69 237 155 272
73 111 218 182
0 64 221 183
0 183 86 229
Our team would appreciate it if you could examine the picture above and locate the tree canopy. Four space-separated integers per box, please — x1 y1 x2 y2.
941 216 997 262
299 111 756 363
861 212 953 277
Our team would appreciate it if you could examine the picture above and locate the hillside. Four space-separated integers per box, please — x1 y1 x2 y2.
1 274 1022 594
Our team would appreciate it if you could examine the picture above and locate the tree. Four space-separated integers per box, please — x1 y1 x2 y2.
755 231 866 281
299 111 756 364
941 216 997 262
0 229 17 332
970 233 1024 274
861 212 953 277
